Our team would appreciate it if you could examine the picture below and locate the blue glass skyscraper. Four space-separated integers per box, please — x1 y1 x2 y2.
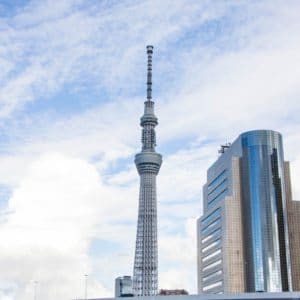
197 130 300 294
240 131 291 292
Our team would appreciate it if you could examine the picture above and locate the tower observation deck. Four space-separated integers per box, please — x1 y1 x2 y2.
132 46 162 296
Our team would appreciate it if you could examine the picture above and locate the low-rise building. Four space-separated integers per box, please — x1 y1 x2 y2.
115 276 134 297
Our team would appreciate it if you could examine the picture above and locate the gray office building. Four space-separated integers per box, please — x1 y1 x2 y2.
197 130 300 294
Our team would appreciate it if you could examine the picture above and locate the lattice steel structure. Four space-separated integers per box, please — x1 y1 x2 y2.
133 46 162 296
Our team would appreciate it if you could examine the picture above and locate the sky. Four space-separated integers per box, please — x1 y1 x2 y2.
0 0 300 299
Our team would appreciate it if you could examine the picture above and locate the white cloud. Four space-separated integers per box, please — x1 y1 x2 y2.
158 218 197 292
159 143 217 203
0 152 115 299
0 0 236 117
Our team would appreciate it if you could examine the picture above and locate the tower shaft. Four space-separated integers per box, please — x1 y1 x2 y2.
133 46 162 296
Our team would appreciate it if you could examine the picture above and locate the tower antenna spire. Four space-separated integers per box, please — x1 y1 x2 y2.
146 45 153 101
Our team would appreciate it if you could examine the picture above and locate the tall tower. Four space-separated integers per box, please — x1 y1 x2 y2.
133 46 162 296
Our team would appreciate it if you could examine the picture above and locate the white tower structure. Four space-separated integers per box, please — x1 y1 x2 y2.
133 46 162 296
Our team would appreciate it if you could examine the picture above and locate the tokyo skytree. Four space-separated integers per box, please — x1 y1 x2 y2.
133 46 162 296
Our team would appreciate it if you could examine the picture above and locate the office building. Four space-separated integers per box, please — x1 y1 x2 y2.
197 130 300 294
115 276 133 297
132 46 162 296
285 162 300 291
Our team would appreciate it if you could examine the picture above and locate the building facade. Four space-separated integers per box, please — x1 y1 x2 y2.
115 276 133 297
132 46 162 296
197 130 300 294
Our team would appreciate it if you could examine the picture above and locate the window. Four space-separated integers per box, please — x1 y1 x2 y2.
208 189 228 208
202 259 222 272
202 249 221 262
201 208 221 225
208 178 227 196
202 239 221 253
202 218 221 234
202 228 221 244
203 281 222 291
203 270 222 282
208 170 227 189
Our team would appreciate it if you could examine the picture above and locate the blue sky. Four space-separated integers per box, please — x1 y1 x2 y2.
0 1 300 299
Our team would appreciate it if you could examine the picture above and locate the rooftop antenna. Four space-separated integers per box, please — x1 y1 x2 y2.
218 142 232 154
146 45 153 101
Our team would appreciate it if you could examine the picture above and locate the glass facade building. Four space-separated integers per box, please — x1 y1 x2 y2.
240 131 291 292
197 130 300 294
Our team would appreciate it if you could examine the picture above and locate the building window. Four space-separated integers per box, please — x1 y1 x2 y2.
202 259 222 272
202 218 221 234
202 228 221 244
202 281 222 291
208 170 227 189
202 249 221 262
203 270 222 282
208 178 227 197
201 208 221 225
208 189 228 208
202 239 221 253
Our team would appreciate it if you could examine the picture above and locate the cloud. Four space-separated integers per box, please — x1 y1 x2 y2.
0 0 235 118
0 152 114 299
